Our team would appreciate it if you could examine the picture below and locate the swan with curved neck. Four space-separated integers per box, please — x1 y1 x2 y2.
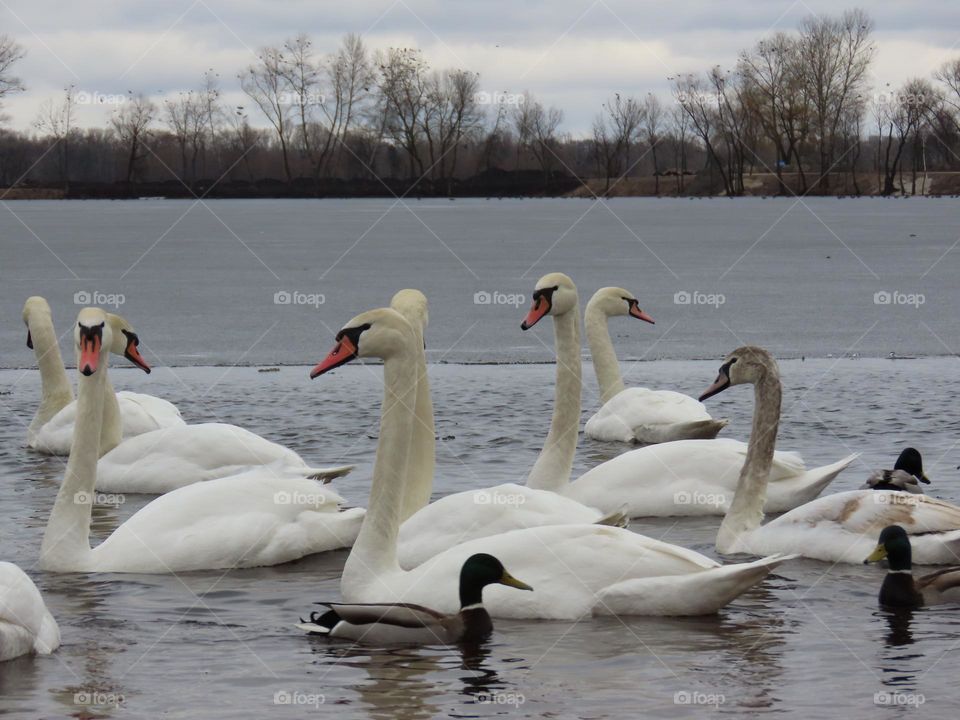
311 305 793 619
40 308 363 573
516 277 856 518
391 282 623 569
700 346 960 564
22 296 184 456
583 287 727 443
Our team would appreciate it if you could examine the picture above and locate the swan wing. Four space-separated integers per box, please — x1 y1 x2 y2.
0 562 60 658
397 483 604 568
96 422 311 493
585 387 722 442
92 472 363 571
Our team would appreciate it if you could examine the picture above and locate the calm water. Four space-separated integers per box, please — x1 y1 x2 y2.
0 197 959 366
1 359 960 718
2 198 960 718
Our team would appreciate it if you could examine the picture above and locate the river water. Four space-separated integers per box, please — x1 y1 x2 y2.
1 198 959 718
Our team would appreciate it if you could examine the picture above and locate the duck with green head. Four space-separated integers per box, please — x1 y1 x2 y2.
297 554 532 645
864 525 960 608
861 448 930 494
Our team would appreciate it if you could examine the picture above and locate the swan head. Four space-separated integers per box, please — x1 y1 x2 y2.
390 289 429 343
521 272 578 330
106 314 152 374
587 287 655 324
699 346 778 401
74 308 111 377
22 296 53 349
310 308 415 378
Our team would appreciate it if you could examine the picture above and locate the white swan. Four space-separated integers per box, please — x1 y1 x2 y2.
95 421 353 494
39 308 364 573
0 563 60 661
23 296 184 456
583 286 727 443
699 346 960 565
389 289 623 569
522 274 857 518
309 305 792 619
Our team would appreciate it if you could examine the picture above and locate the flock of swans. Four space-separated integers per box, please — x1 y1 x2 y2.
3 272 960 657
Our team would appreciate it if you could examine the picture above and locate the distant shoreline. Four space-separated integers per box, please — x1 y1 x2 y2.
5 171 960 200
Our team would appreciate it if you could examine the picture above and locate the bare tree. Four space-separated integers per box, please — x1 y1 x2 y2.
111 94 156 186
241 47 294 183
641 95 663 192
422 69 482 191
875 79 933 195
512 92 563 182
0 34 26 117
35 85 76 191
796 9 874 192
376 47 430 178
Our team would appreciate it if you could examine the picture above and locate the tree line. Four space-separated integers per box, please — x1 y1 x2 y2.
2 9 960 197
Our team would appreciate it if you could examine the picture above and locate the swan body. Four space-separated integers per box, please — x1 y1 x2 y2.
31 391 183 456
0 563 60 661
313 290 791 620
40 308 364 573
567 439 858 517
96 422 352 493
585 387 726 443
583 287 726 443
389 289 621 569
23 297 184 456
699 346 960 565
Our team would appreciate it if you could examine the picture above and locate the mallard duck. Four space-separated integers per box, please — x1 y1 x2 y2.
864 525 960 608
296 554 532 644
861 448 929 493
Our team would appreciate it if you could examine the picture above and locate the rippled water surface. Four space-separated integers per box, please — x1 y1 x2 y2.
1 197 959 366
2 358 960 718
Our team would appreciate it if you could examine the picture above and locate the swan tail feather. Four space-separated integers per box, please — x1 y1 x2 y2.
594 554 793 616
595 507 629 528
304 465 355 483
632 418 728 443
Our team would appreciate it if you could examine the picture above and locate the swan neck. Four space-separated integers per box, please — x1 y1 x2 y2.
41 352 106 569
344 342 418 584
400 331 435 522
99 376 123 455
584 303 624 404
27 315 74 435
717 373 781 553
526 306 581 491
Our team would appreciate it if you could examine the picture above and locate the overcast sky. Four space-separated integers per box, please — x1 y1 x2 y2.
3 0 960 135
